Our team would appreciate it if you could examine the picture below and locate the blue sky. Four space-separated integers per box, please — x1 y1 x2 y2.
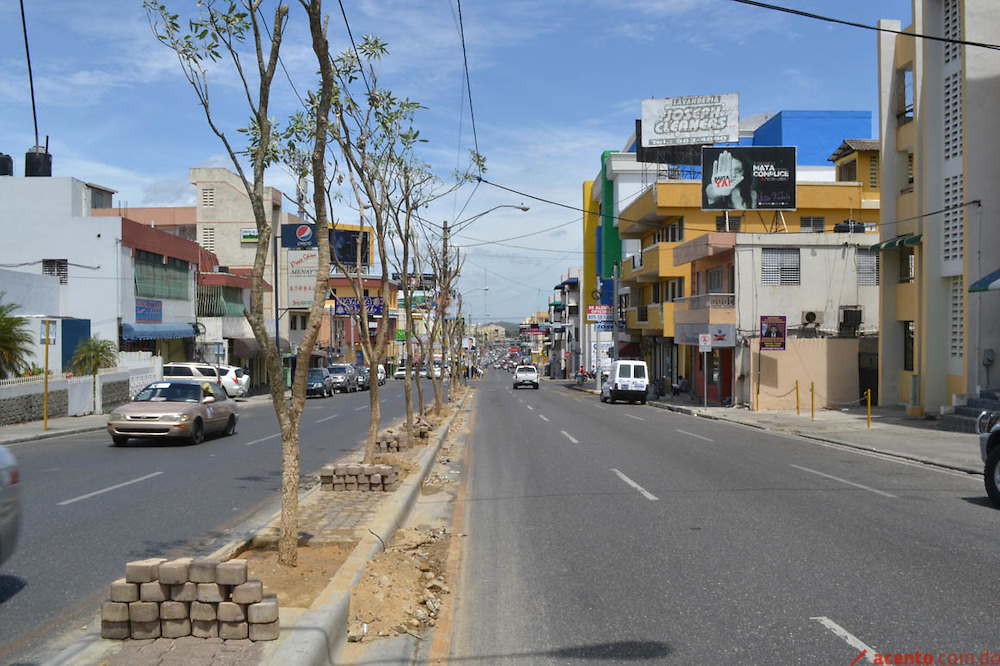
1 0 912 322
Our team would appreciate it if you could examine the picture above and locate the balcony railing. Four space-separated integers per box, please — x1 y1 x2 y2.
672 293 735 312
637 305 648 323
631 253 643 270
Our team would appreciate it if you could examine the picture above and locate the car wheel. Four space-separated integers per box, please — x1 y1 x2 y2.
609 392 616 404
534 384 539 389
640 398 647 405
112 435 129 446
512 385 517 390
985 447 1000 508
190 419 205 445
223 415 237 437
600 393 607 403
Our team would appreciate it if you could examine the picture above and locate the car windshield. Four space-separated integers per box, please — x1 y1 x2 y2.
134 382 201 403
307 369 326 381
516 366 535 373
329 365 348 375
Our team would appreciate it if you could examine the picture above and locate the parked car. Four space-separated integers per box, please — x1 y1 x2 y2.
306 368 334 398
0 445 20 567
376 364 386 385
394 365 407 380
328 364 359 393
356 365 371 391
513 365 540 390
107 379 239 446
163 362 249 398
978 410 1000 506
600 360 649 405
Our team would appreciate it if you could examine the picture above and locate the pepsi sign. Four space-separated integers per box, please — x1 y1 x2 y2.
281 223 318 248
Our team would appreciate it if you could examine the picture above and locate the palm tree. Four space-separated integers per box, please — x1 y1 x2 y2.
72 336 119 413
0 293 33 379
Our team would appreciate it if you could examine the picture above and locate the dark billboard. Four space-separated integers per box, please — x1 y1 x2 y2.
701 146 796 211
331 228 371 267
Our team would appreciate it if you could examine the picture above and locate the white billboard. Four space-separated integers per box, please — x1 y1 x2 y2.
287 249 319 309
641 94 740 147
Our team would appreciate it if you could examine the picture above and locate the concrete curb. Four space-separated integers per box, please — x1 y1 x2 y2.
569 384 981 476
3 424 106 445
266 390 472 666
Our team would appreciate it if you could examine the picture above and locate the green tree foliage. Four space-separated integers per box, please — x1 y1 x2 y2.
72 336 119 412
0 293 33 379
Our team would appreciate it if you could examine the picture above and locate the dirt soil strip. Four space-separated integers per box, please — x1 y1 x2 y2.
427 391 476 664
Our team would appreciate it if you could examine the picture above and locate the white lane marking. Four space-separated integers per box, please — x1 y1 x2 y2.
526 406 534 411
611 468 658 501
518 399 524 403
58 472 164 506
676 429 714 442
317 414 340 423
245 434 280 446
354 406 367 412
790 464 897 498
561 431 579 444
539 415 550 422
810 617 877 664
625 414 644 421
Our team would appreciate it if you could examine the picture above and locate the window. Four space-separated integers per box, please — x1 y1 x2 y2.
869 156 878 189
664 219 684 243
715 216 740 232
951 277 965 359
134 250 189 300
943 174 964 262
201 187 215 208
42 259 68 284
800 217 825 233
651 282 661 303
837 159 857 182
666 278 684 302
907 153 914 186
761 248 800 285
897 67 914 124
857 250 880 286
903 321 914 371
707 266 724 293
899 246 915 284
201 226 216 253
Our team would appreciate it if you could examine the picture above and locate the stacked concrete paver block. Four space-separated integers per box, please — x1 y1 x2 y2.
320 463 399 492
101 557 279 642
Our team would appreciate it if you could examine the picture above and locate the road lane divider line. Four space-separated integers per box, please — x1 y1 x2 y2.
611 468 658 501
354 406 367 411
676 429 714 442
58 472 164 506
810 617 877 664
316 415 340 423
561 431 578 444
245 434 281 446
625 414 644 421
790 464 896 498
539 415 549 422
526 406 534 411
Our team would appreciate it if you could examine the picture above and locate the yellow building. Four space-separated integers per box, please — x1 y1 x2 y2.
619 144 880 403
877 2 1000 423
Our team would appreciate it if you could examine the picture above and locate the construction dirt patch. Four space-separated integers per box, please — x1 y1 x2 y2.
244 544 355 609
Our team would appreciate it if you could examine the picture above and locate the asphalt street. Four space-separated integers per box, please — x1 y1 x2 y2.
453 370 996 664
0 378 444 665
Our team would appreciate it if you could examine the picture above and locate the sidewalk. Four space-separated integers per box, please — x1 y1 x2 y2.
567 379 982 474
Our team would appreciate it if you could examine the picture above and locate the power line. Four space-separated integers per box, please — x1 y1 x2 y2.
727 0 1000 51
456 0 481 172
337 0 372 96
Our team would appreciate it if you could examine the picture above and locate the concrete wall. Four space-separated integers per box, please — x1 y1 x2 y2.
744 337 861 410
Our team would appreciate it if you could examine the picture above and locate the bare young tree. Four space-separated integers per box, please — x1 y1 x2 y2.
146 0 335 567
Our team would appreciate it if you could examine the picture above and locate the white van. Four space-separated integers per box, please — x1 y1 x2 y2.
600 360 649 405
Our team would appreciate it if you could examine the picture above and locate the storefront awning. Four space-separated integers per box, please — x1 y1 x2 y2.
970 267 1000 292
121 322 195 341
232 336 291 358
869 234 922 251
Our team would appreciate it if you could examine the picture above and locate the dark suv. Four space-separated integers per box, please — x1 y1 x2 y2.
306 368 333 398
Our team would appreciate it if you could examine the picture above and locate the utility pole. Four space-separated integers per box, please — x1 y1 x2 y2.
612 261 620 362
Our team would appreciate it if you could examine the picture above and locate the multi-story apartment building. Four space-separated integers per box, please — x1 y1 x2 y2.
876 1 1000 422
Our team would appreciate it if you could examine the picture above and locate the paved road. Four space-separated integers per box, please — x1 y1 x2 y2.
0 378 445 664
453 371 996 664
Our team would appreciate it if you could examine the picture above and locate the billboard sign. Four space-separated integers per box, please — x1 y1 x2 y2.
702 146 797 211
281 223 317 248
334 296 384 316
760 315 787 351
641 94 740 147
287 249 319 308
332 228 371 268
135 298 162 323
587 304 613 322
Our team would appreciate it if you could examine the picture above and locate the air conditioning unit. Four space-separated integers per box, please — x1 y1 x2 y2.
840 308 863 326
802 311 824 326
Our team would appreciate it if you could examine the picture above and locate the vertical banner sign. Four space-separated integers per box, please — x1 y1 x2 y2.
287 249 319 309
760 315 787 351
